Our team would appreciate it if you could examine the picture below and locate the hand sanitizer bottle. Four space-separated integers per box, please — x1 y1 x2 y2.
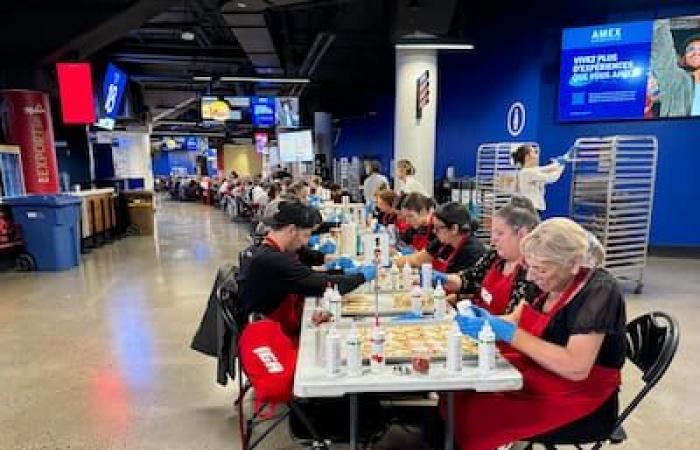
478 322 496 372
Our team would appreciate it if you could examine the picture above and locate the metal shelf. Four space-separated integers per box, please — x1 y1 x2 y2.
569 135 657 293
475 142 538 242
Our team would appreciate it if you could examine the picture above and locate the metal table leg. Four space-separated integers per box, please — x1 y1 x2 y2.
445 391 454 450
349 393 358 449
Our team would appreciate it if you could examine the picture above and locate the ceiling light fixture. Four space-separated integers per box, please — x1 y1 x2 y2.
395 43 474 50
237 2 247 7
192 76 212 82
181 30 196 41
219 76 310 84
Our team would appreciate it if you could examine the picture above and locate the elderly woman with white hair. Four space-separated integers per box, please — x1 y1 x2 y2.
450 218 626 450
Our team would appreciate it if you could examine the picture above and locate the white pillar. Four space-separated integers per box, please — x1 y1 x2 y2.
394 48 437 197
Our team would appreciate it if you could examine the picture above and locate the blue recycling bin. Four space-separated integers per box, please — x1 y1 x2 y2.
4 195 82 271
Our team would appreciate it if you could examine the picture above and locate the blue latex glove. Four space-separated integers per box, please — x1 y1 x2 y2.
308 235 321 247
432 271 448 286
459 306 517 343
318 240 337 255
393 312 424 321
325 256 355 270
372 222 382 234
454 314 486 340
346 263 377 282
396 243 415 256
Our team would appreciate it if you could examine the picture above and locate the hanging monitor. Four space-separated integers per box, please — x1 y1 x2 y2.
559 15 700 121
278 129 313 163
275 97 300 128
56 62 96 124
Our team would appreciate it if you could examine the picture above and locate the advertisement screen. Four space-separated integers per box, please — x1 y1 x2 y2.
56 62 96 124
278 129 313 163
560 15 700 121
201 96 250 121
252 96 276 127
275 97 300 128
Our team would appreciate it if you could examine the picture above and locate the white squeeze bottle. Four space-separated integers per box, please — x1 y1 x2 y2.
402 263 412 290
331 285 343 320
447 322 463 374
370 325 386 373
478 322 496 372
322 282 333 311
326 327 341 376
433 281 447 320
390 264 400 291
410 281 423 317
456 299 475 318
345 324 362 377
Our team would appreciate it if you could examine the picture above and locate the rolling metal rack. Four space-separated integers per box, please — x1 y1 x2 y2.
475 142 539 243
569 136 657 294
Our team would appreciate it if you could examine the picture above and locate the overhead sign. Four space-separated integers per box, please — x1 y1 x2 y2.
507 102 526 137
56 62 96 125
102 63 127 119
416 70 430 120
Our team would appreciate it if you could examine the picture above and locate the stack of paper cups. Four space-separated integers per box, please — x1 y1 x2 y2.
341 223 357 257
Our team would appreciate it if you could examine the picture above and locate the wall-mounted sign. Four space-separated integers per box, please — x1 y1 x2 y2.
416 70 430 120
507 101 526 137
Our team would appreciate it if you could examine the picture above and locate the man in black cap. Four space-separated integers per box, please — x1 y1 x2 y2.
237 199 376 338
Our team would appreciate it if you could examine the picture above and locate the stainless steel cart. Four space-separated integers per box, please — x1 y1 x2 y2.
475 142 539 243
569 136 657 294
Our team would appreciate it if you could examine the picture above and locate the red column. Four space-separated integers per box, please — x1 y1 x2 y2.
0 90 60 194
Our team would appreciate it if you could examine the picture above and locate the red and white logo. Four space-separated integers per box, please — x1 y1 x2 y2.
253 346 284 373
23 104 46 115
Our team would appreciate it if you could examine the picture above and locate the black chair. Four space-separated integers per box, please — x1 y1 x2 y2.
524 311 679 450
217 267 328 450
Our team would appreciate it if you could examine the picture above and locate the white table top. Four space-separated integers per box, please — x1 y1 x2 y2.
294 297 523 398
70 188 116 197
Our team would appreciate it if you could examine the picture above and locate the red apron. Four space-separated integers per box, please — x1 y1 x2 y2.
411 215 434 251
262 236 304 344
451 269 622 450
475 260 518 315
432 234 469 273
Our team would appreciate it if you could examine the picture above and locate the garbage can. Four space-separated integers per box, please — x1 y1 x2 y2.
3 194 81 271
122 190 155 235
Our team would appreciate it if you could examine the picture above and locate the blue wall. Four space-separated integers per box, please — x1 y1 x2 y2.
334 96 394 176
333 8 700 247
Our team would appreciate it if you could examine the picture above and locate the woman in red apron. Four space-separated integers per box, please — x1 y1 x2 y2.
394 202 484 276
443 196 541 314
450 218 626 450
394 192 435 253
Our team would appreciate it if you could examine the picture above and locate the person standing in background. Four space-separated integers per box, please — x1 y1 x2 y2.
362 161 389 204
511 144 568 212
395 159 428 196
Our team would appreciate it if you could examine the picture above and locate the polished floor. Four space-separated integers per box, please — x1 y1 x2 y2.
0 200 698 449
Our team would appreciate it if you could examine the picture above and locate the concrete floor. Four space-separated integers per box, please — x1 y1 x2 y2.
0 200 698 449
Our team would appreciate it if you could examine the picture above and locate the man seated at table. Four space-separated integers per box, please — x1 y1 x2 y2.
237 199 376 339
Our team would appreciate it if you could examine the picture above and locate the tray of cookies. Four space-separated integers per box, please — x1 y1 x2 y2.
341 292 435 317
355 323 477 363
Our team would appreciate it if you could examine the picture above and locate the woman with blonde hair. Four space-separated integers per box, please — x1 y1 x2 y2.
450 218 626 450
395 158 427 196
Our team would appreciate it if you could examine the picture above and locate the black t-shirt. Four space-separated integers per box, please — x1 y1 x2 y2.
426 235 485 273
540 269 627 369
237 243 365 319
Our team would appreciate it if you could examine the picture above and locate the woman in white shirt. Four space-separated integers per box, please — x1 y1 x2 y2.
395 159 428 196
512 145 566 212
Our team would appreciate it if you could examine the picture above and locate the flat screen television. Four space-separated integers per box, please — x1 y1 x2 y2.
559 15 700 121
251 96 276 127
56 62 96 124
278 129 313 163
201 96 250 121
275 97 300 128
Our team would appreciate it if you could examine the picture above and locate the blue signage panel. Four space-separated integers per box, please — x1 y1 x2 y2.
559 21 653 122
251 96 276 127
102 63 127 119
